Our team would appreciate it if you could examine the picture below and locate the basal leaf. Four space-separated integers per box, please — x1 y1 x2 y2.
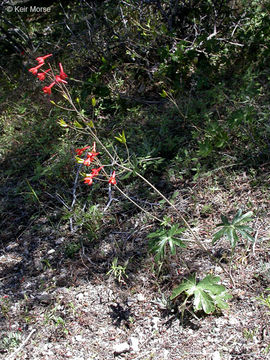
221 214 229 224
197 275 225 295
214 291 232 310
237 229 255 243
212 228 227 243
232 209 242 224
236 225 253 232
170 274 196 300
148 226 185 262
194 289 215 314
170 274 231 315
233 210 253 225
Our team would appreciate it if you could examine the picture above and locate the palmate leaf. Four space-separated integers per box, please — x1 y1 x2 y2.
212 210 254 249
232 210 253 225
148 225 185 262
170 274 232 314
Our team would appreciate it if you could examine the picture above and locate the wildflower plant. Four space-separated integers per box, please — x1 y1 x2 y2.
213 210 254 251
170 274 232 316
27 54 236 288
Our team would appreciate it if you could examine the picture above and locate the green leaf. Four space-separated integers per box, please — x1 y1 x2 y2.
92 97 96 107
160 89 168 98
87 120 95 128
221 214 229 225
170 274 196 300
197 275 225 294
212 228 226 244
214 291 233 310
213 210 254 250
193 288 215 314
233 210 253 225
148 225 185 262
115 130 126 144
237 229 255 243
74 120 83 129
170 274 231 315
57 118 68 128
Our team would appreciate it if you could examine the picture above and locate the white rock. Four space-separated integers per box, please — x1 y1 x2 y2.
75 335 83 342
48 249 55 255
151 316 159 330
130 336 139 352
76 293 84 301
137 293 146 302
212 351 221 360
55 237 65 244
229 316 239 325
113 342 130 354
163 349 169 359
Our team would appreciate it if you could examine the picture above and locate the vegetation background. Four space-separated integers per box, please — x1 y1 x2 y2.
0 0 270 359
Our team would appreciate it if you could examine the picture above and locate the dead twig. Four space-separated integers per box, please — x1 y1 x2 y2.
7 328 36 360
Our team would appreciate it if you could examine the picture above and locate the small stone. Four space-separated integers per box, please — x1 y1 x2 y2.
75 335 83 342
48 249 55 255
6 243 18 251
130 336 139 352
34 258 43 271
137 293 146 302
163 349 169 359
212 351 221 360
113 342 130 354
37 292 52 304
229 316 238 325
76 293 84 301
55 237 65 245
126 297 135 306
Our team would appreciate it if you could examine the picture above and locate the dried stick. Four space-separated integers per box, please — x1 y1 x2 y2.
7 328 36 360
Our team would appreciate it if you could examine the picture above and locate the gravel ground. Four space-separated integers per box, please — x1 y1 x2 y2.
1 171 270 360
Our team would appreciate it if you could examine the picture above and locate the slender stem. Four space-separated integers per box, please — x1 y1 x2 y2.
60 86 234 285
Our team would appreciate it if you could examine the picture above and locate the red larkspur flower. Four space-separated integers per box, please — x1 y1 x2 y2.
59 63 68 80
37 69 51 81
109 171 116 185
90 166 103 177
83 151 100 165
75 146 90 156
84 175 93 185
43 81 56 95
36 54 52 65
83 157 93 166
55 75 68 84
29 63 43 75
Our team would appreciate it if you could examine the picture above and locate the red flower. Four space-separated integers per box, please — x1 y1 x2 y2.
59 63 68 80
29 63 43 75
36 54 52 65
109 171 116 185
83 157 93 166
90 166 103 177
83 151 100 165
43 81 56 95
84 175 93 185
75 146 90 156
55 75 68 84
37 69 51 81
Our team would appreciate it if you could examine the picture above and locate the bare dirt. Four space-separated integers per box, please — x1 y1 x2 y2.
1 171 270 360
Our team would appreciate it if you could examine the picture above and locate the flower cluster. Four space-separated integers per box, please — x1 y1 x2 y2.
28 54 68 95
75 142 117 186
